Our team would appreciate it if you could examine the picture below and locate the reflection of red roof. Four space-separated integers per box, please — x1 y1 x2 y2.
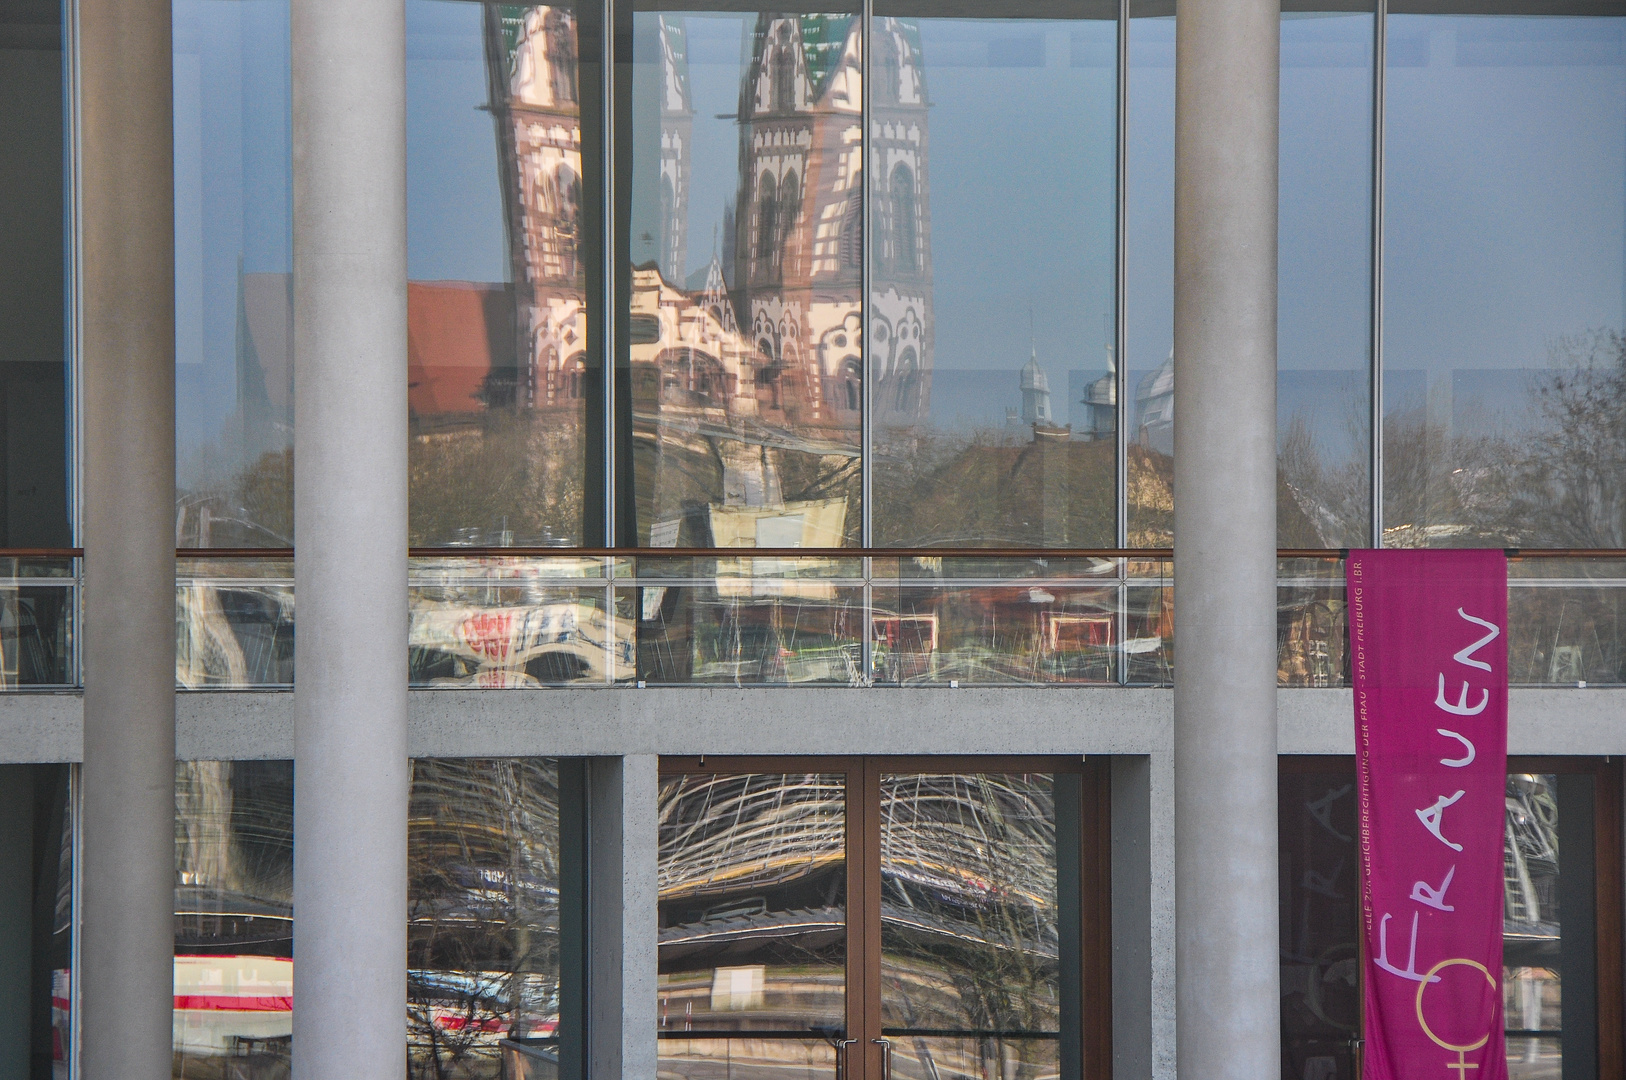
407 281 515 416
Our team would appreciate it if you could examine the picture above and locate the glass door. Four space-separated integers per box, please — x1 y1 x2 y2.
657 756 1109 1080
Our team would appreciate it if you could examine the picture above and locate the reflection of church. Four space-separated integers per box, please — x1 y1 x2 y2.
407 7 589 424
627 14 934 544
641 14 934 435
502 7 589 412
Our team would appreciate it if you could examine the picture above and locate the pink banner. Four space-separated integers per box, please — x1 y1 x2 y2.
1348 549 1508 1080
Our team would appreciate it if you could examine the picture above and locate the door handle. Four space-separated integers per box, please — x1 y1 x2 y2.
836 1038 858 1080
872 1037 892 1080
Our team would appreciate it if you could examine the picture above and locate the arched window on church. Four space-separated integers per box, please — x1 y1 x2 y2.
890 164 916 275
773 23 795 111
894 347 919 412
556 163 582 278
757 172 779 278
659 175 676 281
840 169 863 270
778 170 800 271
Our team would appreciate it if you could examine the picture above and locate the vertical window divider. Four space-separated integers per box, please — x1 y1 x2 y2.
602 0 619 550
1369 0 1387 548
1115 0 1131 685
861 0 874 551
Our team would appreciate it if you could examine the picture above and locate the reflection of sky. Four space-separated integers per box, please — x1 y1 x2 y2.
1125 14 1173 406
672 13 754 284
1278 12 1374 472
173 0 291 460
407 0 510 284
914 19 1116 380
175 0 512 466
1384 16 1626 383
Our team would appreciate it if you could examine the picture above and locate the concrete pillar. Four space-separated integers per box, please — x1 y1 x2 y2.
289 0 409 1075
1171 0 1281 1072
588 755 659 1080
78 0 178 1073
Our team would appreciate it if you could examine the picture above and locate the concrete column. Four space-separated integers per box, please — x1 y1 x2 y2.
289 0 409 1075
588 755 659 1080
1171 0 1281 1072
78 0 178 1073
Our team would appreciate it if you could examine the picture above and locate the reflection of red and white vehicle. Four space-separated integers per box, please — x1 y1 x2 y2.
172 955 293 1056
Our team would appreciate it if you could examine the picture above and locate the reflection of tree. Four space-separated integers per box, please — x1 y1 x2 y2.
408 759 562 1080
1278 409 1368 548
874 428 1114 547
1126 445 1172 548
177 448 295 547
1380 330 1626 549
410 414 585 546
1509 331 1626 548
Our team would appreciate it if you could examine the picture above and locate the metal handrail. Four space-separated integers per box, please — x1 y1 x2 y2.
5 546 1626 560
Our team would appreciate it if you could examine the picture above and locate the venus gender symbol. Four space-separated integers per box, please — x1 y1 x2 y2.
1414 958 1498 1079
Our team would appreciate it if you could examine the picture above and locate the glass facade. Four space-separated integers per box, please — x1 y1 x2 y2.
148 0 1626 557
172 0 294 548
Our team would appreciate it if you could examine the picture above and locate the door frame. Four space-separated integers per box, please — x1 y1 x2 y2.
658 755 1113 1080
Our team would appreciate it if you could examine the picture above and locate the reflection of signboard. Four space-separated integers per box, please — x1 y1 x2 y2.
411 600 633 685
1041 612 1113 653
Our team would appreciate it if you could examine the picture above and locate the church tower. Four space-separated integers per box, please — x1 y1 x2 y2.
733 14 870 439
868 17 932 428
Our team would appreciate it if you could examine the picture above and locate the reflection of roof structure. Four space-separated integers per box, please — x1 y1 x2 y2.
1504 774 1561 965
658 773 846 901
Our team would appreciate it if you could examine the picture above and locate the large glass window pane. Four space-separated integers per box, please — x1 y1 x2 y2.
879 773 1061 1079
173 760 295 1077
657 772 846 1078
408 759 569 1077
868 4 1117 549
0 2 70 549
170 759 576 1079
628 9 863 549
1382 6 1626 548
172 0 294 548
0 764 72 1080
1278 4 1373 549
1125 0 1174 547
1278 767 1360 1080
408 2 597 547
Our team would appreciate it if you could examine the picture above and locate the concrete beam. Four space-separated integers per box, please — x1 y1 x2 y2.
2 687 1623 762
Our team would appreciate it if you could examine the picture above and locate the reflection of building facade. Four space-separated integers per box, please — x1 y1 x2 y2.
501 6 589 412
869 17 933 428
628 16 934 546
